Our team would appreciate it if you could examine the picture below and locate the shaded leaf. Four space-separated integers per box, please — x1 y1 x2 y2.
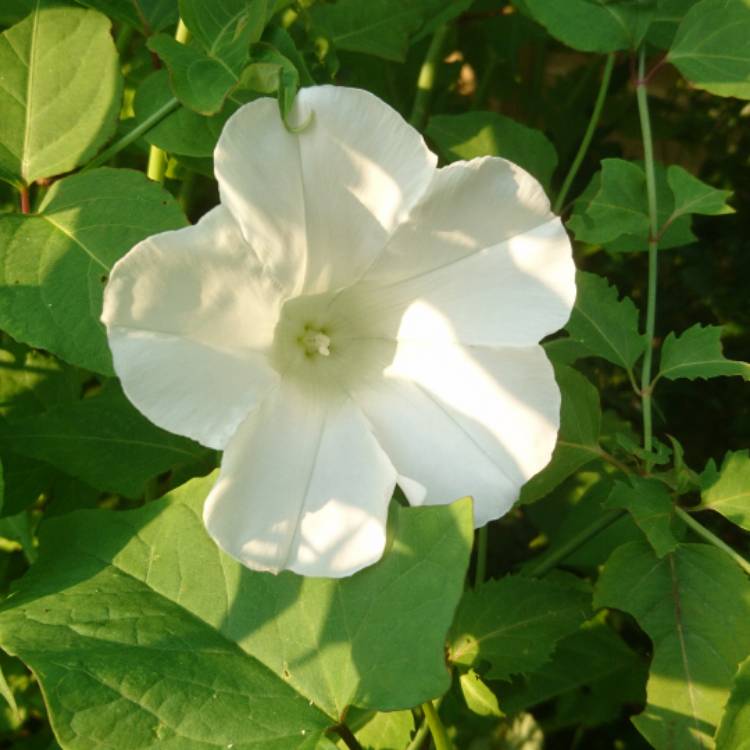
604 477 679 557
310 0 454 62
0 168 186 374
669 0 750 99
0 2 122 186
76 0 177 34
701 450 750 530
520 366 602 504
521 0 654 52
0 382 206 498
426 112 558 189
566 271 647 371
500 621 647 728
658 324 750 382
448 575 590 680
595 541 750 749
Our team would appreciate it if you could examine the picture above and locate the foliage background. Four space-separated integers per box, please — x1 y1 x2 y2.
0 0 749 749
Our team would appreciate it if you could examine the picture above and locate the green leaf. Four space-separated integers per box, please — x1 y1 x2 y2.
448 575 590 680
700 450 750 530
349 709 415 750
133 70 229 158
75 0 177 34
647 0 701 48
666 165 734 220
567 161 696 251
716 655 750 750
310 0 452 62
669 0 750 99
658 324 750 382
500 621 647 727
0 2 123 186
426 112 558 190
0 382 206 498
595 541 750 749
150 0 268 115
180 0 267 63
0 168 186 374
603 477 679 557
0 660 18 721
521 0 654 52
566 271 647 371
520 366 602 504
0 476 473 746
459 669 504 718
148 35 241 115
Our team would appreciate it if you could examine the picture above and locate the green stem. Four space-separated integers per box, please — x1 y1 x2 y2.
332 723 364 750
409 25 449 129
525 509 625 577
146 19 190 184
83 97 180 172
676 508 750 576
421 701 451 750
405 718 429 750
19 185 30 214
636 47 660 472
553 53 615 214
474 526 488 587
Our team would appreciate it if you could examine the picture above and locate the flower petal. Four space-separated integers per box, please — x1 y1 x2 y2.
203 382 397 577
351 157 576 347
102 205 280 449
351 342 560 527
214 86 437 296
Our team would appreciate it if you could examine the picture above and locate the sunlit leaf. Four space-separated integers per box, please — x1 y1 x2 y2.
701 450 750 531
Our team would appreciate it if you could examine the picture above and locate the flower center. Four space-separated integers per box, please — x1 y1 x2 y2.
300 327 331 357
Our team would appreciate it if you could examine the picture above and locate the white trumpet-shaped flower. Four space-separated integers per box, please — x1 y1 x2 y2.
101 86 576 578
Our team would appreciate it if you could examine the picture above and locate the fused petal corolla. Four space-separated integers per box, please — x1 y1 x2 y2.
102 85 576 578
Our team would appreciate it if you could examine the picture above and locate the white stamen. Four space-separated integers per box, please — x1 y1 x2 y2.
302 330 331 356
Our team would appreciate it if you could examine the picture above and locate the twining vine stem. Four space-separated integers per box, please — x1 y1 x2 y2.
677 508 750 576
409 25 450 130
553 52 616 214
635 46 660 471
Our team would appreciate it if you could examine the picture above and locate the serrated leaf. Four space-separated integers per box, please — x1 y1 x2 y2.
76 0 177 34
716 655 750 749
566 271 647 371
501 622 647 726
666 165 734 220
0 475 473 747
521 0 654 52
0 382 206 498
448 575 590 680
668 0 750 99
0 2 123 186
658 324 750 382
0 168 186 374
520 366 602 504
604 477 679 557
567 162 697 252
459 669 504 718
595 541 750 749
426 112 558 190
701 450 750 530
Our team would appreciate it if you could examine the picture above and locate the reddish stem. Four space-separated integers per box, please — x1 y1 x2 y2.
19 185 30 214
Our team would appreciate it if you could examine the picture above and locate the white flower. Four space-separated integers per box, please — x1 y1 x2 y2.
101 86 576 578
